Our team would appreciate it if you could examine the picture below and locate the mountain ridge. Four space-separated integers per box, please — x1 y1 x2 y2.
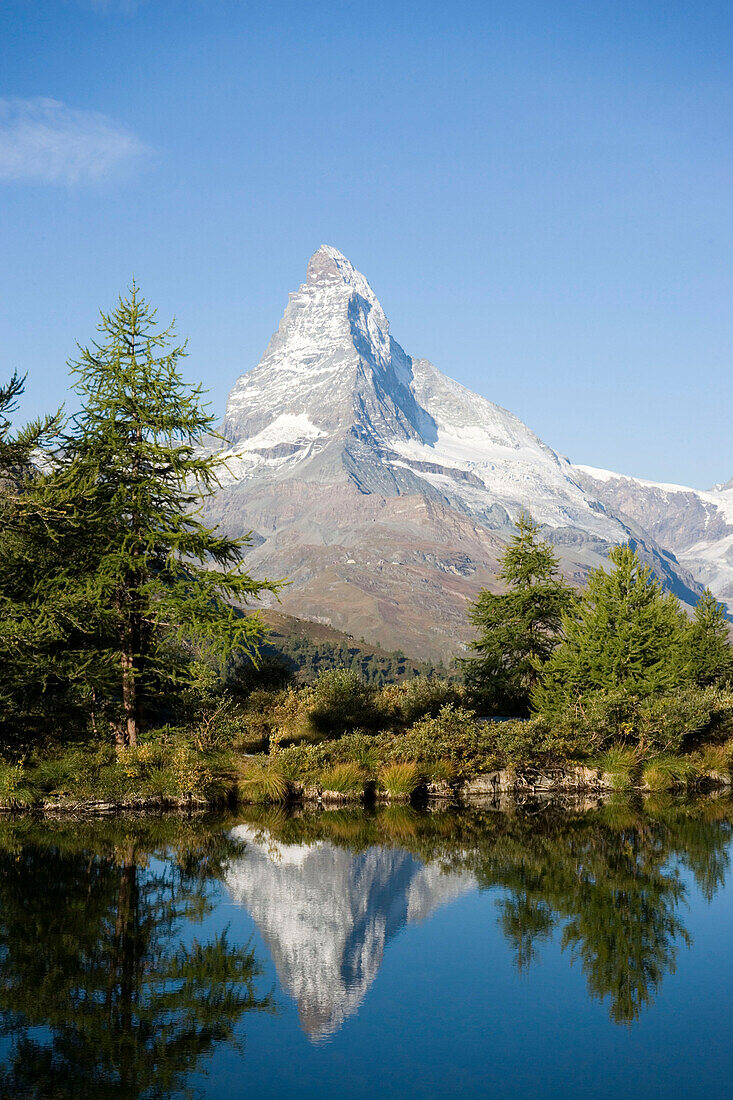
204 246 726 659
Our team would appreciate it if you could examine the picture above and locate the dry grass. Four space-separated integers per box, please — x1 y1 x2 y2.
379 762 423 798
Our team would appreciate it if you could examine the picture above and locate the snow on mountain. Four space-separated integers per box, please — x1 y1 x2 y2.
205 246 711 657
225 824 474 1041
576 465 733 613
218 245 625 536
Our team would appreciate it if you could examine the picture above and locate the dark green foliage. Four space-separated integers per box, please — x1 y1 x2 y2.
389 705 497 776
274 704 497 781
0 376 78 749
251 631 446 686
467 808 697 1023
683 588 733 688
508 685 731 759
462 512 576 716
0 372 61 492
534 544 687 717
0 287 279 748
309 668 381 736
225 651 296 695
0 821 273 1097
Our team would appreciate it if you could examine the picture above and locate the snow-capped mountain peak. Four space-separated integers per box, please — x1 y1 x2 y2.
205 247 715 658
218 248 630 536
306 243 380 300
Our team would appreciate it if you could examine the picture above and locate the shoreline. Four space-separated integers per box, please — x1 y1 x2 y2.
3 762 730 817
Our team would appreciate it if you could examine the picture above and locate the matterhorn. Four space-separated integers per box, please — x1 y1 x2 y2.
205 246 730 659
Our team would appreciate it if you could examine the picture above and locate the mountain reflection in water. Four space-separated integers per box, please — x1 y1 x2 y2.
0 798 730 1097
227 799 733 1032
225 822 473 1040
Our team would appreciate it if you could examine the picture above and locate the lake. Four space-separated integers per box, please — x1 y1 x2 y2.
0 797 731 1098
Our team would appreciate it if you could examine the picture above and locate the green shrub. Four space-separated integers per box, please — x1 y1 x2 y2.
533 686 733 756
277 731 391 781
491 715 591 762
390 705 495 776
378 677 463 726
33 742 118 799
269 686 318 745
189 696 255 753
309 669 380 737
0 762 39 809
237 690 282 751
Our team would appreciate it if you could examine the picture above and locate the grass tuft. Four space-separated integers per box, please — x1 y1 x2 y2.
318 762 367 794
642 754 698 791
379 762 423 798
597 746 640 791
237 760 290 804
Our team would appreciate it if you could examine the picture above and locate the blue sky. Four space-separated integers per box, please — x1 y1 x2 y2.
1 0 731 487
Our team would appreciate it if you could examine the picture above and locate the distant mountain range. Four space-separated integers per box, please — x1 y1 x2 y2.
204 246 731 660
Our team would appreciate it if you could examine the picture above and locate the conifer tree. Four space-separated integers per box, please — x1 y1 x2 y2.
0 287 279 747
533 544 686 715
0 372 61 496
0 373 28 479
683 588 733 687
0 376 75 745
462 512 576 715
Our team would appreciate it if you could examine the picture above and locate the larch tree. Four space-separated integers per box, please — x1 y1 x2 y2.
461 512 577 715
533 544 687 716
39 284 278 746
683 588 733 688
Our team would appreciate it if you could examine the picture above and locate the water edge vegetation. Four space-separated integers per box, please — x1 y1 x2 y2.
1 289 732 812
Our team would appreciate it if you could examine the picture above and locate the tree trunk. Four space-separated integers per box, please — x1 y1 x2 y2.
120 635 138 747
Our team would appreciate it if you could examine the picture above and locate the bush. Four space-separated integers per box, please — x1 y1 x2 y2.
226 653 295 696
377 677 463 726
32 742 118 800
309 669 380 737
532 686 733 756
0 762 38 808
269 686 318 746
490 715 591 762
277 731 391 782
390 705 497 776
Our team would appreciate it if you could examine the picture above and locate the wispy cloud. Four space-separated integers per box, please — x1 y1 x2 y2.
0 98 148 184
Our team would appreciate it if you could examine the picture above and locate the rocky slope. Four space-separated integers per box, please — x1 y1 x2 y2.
575 467 733 614
205 245 712 659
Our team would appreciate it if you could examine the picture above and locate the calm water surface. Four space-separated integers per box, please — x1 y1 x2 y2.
0 797 731 1098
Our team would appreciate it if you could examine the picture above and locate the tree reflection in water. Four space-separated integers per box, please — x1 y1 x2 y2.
238 797 733 1026
0 817 274 1099
0 798 730 1098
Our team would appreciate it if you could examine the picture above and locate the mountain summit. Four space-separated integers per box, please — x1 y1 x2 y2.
206 247 720 658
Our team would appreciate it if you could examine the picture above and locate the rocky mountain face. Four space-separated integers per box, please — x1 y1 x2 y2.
575 467 733 614
205 245 719 660
225 824 474 1041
